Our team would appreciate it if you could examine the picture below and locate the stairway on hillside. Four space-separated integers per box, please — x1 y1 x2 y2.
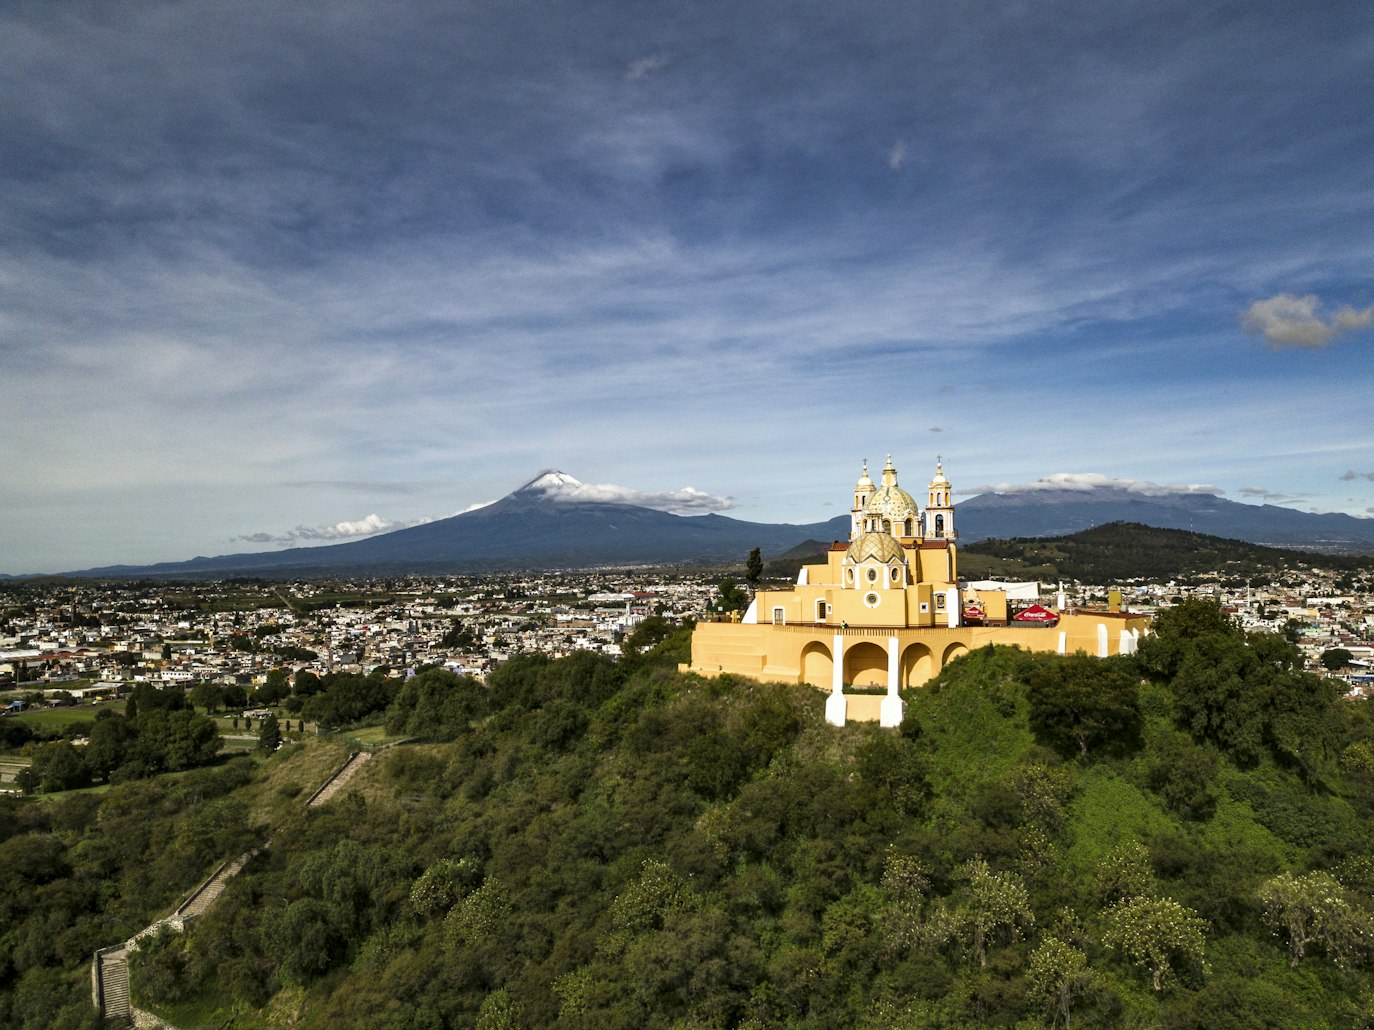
98 949 130 1021
308 750 373 807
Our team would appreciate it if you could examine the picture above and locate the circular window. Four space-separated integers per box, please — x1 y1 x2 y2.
864 592 880 608
890 567 900 583
866 567 878 583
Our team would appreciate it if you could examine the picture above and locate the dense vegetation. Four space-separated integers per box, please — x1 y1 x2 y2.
6 601 1374 1027
10 683 222 793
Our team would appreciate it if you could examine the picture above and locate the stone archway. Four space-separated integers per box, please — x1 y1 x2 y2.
844 641 888 687
941 642 969 669
800 641 833 688
901 642 934 687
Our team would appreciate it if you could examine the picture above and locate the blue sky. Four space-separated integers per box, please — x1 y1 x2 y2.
3 0 1372 573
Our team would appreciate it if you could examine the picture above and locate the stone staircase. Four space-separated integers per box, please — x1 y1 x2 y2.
173 847 260 925
94 746 378 1024
306 750 373 807
94 946 130 1021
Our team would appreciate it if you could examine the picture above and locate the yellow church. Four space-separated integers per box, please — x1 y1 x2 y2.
687 456 1150 726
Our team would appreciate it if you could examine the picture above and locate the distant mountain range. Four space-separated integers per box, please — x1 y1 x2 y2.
956 487 1374 553
28 472 1374 580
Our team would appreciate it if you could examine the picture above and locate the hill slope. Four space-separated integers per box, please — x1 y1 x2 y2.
959 521 1374 584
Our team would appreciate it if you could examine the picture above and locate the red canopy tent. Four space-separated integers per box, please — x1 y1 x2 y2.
1013 604 1058 623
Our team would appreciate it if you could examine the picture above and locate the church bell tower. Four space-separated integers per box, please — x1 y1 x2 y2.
926 458 956 541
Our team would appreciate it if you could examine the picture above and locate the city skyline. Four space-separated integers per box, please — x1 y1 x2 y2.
3 1 1372 573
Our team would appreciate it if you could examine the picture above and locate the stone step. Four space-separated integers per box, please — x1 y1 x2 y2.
308 751 373 807
101 955 131 1018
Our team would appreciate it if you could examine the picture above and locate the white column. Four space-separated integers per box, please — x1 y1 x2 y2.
1097 623 1109 658
881 635 904 728
826 632 847 726
1057 630 1067 655
1119 629 1136 654
945 588 959 628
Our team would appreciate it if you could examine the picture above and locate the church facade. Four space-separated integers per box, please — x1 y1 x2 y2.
687 456 1150 726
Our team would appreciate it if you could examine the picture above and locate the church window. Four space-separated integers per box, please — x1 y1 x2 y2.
934 514 945 537
866 567 878 583
772 607 786 625
936 594 946 609
890 567 900 583
816 600 828 622
864 592 880 608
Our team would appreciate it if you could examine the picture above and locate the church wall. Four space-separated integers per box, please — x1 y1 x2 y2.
688 613 1151 692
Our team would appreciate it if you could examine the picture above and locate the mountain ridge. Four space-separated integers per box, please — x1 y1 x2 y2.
26 472 1374 579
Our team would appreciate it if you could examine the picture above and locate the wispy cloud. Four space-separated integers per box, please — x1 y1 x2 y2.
626 54 669 80
232 510 455 547
964 473 1223 497
887 141 906 170
524 472 734 514
1240 292 1374 350
1340 470 1374 482
1239 486 1303 503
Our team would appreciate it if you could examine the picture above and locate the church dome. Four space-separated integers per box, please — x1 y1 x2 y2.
846 531 906 565
865 484 920 523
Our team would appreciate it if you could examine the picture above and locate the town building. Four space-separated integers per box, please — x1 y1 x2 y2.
687 456 1150 726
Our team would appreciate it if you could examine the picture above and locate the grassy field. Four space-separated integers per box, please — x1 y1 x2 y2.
7 704 120 730
333 723 406 749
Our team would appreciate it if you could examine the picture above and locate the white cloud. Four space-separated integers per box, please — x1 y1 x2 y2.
232 510 459 547
963 472 1223 497
1240 292 1374 350
887 141 906 170
626 54 668 80
526 473 734 514
1239 486 1302 502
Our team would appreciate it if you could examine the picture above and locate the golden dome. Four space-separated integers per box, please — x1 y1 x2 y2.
846 531 906 564
865 484 920 522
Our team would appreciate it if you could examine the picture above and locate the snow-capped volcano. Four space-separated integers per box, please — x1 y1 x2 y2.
518 470 585 497
516 471 733 515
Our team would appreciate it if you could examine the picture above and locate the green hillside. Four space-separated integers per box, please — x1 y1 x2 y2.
959 521 1374 585
5 604 1374 1027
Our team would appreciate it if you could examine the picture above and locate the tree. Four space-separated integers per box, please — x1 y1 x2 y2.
258 712 281 752
256 669 290 705
1091 840 1154 907
1102 895 1208 992
930 857 1035 968
189 681 223 713
1256 871 1373 969
1027 655 1142 759
1027 937 1096 1028
1321 648 1354 671
717 577 748 614
745 547 764 586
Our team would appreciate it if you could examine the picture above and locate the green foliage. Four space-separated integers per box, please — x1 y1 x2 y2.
11 627 1374 1027
1027 654 1142 759
1027 936 1097 1028
1141 598 1343 777
1256 871 1374 969
1103 895 1209 992
1092 840 1155 907
258 712 281 752
1322 647 1354 671
386 667 488 740
717 576 749 613
745 547 764 586
1143 731 1220 820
